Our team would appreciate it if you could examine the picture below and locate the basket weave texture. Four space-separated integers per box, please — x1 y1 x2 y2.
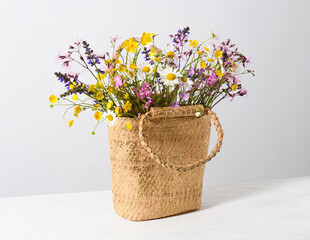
108 105 223 221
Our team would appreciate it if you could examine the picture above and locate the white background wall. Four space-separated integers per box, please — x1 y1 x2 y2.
0 0 309 197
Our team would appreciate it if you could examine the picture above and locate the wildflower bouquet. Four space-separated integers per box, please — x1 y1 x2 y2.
50 27 254 221
50 27 254 133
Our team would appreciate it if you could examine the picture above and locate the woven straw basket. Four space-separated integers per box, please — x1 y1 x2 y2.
108 105 223 221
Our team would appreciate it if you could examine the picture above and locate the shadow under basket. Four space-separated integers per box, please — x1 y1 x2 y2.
108 105 223 221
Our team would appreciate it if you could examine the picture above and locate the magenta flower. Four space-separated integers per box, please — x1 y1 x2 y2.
133 82 154 110
207 74 218 85
144 98 153 109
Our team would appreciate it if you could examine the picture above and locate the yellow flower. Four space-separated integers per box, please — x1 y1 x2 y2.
68 120 74 128
123 101 132 112
200 61 207 68
96 92 104 100
94 111 102 121
49 95 57 103
215 70 224 78
204 46 210 53
74 113 79 119
141 32 153 45
197 51 203 55
105 59 112 64
94 104 100 109
114 58 121 64
189 40 199 48
154 57 161 62
98 81 104 88
207 58 214 62
150 48 157 58
115 106 120 115
108 87 113 94
88 84 95 92
124 94 129 100
118 64 126 72
123 38 138 53
97 73 106 80
130 63 137 70
72 94 78 101
232 84 238 91
126 122 133 130
106 114 113 121
107 101 113 109
214 50 223 58
167 51 174 58
69 82 77 89
74 106 82 114
128 71 135 78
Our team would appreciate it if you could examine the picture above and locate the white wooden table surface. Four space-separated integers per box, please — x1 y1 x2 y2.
0 176 309 240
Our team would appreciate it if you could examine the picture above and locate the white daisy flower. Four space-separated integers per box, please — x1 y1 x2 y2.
138 62 153 75
125 69 135 81
103 110 117 126
208 29 220 41
159 67 182 86
163 48 176 60
205 56 217 67
179 77 194 90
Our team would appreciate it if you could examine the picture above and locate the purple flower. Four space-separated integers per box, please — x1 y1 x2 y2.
170 27 190 48
87 55 100 66
141 48 151 61
180 92 189 101
171 102 180 109
188 67 195 77
198 68 205 74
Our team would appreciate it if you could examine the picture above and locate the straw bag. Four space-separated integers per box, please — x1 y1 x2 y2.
108 105 223 221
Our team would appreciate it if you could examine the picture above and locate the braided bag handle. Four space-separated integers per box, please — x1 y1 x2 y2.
138 108 224 172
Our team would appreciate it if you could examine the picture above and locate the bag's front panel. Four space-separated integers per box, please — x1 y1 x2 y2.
108 114 211 221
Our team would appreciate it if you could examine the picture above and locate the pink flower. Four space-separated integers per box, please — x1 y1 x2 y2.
144 98 153 109
230 93 236 102
207 73 218 85
240 88 248 96
110 35 121 43
245 56 252 66
114 75 123 89
74 37 83 47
